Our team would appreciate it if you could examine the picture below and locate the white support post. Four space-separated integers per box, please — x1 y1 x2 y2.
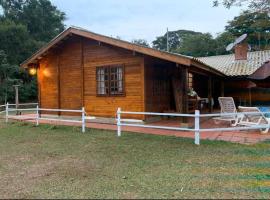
5 102 9 123
36 105 39 126
195 110 200 145
82 107 86 133
117 107 121 137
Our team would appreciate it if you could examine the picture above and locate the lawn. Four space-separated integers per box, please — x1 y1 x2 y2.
0 120 270 199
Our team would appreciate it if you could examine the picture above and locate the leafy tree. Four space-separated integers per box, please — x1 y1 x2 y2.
226 11 270 50
131 39 150 47
152 30 203 52
176 33 217 57
213 0 270 13
0 0 66 103
0 0 66 42
215 31 235 54
0 50 21 103
0 19 42 64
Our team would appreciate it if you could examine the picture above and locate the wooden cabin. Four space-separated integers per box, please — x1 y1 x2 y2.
21 27 224 120
21 27 270 120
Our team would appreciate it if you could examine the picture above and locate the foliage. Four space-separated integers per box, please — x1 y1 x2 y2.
176 33 217 57
0 19 43 64
0 0 66 103
131 39 150 47
0 0 66 42
0 50 20 103
152 30 235 57
226 11 270 50
213 0 270 13
215 31 236 54
152 10 270 56
152 30 203 52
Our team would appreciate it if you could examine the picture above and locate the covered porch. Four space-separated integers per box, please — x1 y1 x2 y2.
143 55 224 121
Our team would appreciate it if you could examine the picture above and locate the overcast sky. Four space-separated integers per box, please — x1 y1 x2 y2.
51 0 244 43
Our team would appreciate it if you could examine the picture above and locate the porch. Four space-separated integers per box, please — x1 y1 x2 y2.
144 56 224 117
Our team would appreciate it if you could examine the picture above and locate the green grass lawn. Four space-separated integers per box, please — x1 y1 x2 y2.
0 120 270 199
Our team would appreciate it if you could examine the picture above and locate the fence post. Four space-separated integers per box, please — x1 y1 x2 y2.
195 110 200 145
5 102 9 123
117 107 121 137
36 105 39 126
82 107 85 133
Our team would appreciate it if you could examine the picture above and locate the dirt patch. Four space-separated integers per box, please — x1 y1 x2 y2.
0 156 93 198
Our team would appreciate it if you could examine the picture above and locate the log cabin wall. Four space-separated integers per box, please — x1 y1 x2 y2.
38 35 145 119
59 37 83 111
224 78 270 106
83 39 145 119
39 51 59 110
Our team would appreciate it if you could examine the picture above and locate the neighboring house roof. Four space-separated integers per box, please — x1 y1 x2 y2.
198 50 270 77
249 60 270 80
21 26 224 76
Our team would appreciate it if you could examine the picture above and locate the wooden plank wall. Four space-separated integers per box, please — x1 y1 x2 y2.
83 39 145 119
38 36 145 119
58 37 82 111
39 51 59 110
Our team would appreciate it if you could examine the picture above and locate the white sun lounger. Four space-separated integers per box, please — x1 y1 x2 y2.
238 106 270 134
214 97 243 126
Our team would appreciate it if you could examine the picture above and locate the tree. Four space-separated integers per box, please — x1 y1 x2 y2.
152 30 203 52
0 0 66 103
176 33 217 57
0 50 20 103
0 0 66 42
213 0 270 13
0 19 42 64
131 39 150 47
225 11 270 50
215 31 235 54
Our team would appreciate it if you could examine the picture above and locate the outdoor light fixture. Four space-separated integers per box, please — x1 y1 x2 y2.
29 67 37 76
28 63 39 76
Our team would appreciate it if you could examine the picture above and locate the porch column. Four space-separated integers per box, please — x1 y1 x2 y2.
208 76 213 113
181 66 188 122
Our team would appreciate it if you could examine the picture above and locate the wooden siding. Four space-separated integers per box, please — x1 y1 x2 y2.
38 36 145 119
83 40 145 119
39 52 59 109
58 37 82 111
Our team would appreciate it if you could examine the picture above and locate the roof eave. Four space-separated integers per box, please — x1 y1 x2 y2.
20 27 223 78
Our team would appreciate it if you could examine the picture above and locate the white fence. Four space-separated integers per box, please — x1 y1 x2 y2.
2 103 270 145
1 103 86 133
116 108 270 145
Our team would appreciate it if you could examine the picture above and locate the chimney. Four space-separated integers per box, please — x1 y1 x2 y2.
235 43 248 60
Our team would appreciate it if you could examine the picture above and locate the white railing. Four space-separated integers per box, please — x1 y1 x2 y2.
2 103 86 133
116 108 270 145
8 103 38 106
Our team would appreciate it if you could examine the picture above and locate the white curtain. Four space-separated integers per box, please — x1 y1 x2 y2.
117 67 123 92
98 68 105 94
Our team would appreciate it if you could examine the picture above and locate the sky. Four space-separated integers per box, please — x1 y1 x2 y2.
51 0 244 43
